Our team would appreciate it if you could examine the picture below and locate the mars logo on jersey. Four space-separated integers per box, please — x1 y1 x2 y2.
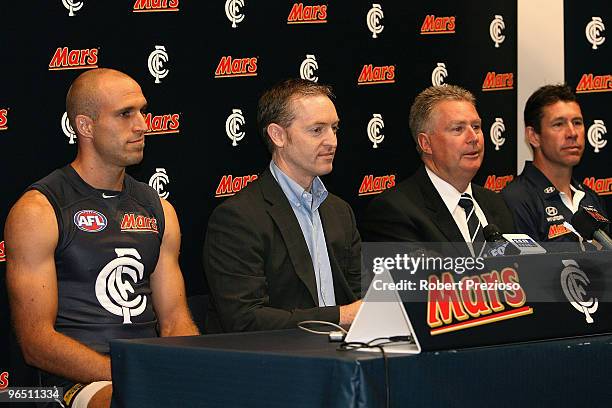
548 224 572 239
0 108 8 131
576 73 612 93
583 177 612 196
121 213 159 233
358 174 395 196
215 174 258 198
215 56 258 78
74 210 107 232
49 47 98 70
0 240 6 262
484 175 513 192
357 64 395 85
482 72 513 91
427 269 532 336
133 0 179 12
287 3 327 24
420 15 455 34
144 113 180 135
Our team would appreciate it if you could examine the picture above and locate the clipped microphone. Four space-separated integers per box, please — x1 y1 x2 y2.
481 224 520 257
571 206 612 250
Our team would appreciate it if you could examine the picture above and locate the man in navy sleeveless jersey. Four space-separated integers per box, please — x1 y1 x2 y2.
5 69 199 408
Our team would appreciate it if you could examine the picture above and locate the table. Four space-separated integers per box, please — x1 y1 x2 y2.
110 329 612 407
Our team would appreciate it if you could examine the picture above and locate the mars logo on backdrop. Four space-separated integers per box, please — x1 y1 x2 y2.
420 15 455 34
0 241 6 262
133 0 179 12
575 73 612 93
215 174 258 197
49 47 98 70
484 175 514 192
144 113 180 135
358 174 395 196
215 56 258 78
482 72 513 91
583 177 612 196
0 108 8 131
287 3 327 24
357 64 395 85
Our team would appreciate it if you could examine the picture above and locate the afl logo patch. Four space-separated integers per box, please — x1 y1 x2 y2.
74 210 108 232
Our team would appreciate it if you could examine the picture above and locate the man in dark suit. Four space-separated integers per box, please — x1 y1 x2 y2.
204 79 362 333
361 85 513 256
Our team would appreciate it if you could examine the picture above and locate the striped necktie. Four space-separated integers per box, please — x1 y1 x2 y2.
458 193 485 252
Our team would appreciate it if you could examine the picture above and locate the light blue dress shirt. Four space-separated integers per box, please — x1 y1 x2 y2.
270 161 336 307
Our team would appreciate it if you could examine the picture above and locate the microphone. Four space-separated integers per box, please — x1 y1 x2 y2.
482 224 520 257
571 206 612 250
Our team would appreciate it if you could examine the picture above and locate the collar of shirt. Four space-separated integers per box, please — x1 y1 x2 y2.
425 165 473 214
559 184 586 214
269 161 328 212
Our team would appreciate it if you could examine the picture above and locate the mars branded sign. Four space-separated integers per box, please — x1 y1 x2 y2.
358 174 395 196
215 174 258 198
48 47 99 70
144 113 180 135
215 56 258 78
482 72 514 91
576 73 612 93
357 64 395 85
420 15 455 34
484 175 513 192
0 240 5 262
427 269 532 335
133 0 179 12
0 108 8 131
287 3 327 24
583 177 612 196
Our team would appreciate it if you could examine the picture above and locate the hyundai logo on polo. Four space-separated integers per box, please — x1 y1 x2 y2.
74 210 107 232
544 186 555 194
546 206 558 217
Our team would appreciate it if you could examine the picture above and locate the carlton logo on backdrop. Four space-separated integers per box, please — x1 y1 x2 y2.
300 54 319 82
133 0 179 12
149 168 170 199
121 213 159 233
226 109 246 146
215 56 258 78
583 177 612 196
490 117 505 151
586 17 605 50
49 47 98 70
575 73 612 93
366 4 384 38
61 112 77 144
420 15 455 34
482 72 513 91
489 15 505 47
215 174 258 198
62 0 83 16
74 210 107 233
357 64 395 85
148 45 169 84
0 240 5 262
144 113 180 135
561 259 598 323
0 108 8 131
431 63 447 86
588 119 607 153
225 0 245 28
367 113 384 148
484 175 514 192
358 174 395 196
287 3 327 24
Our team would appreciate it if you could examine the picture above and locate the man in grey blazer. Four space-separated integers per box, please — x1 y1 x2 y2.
204 79 362 333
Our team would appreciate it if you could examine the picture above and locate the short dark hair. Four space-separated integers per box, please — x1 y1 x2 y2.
257 78 335 153
524 84 578 134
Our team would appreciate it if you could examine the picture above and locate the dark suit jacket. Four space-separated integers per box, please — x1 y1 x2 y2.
203 169 361 333
360 165 514 256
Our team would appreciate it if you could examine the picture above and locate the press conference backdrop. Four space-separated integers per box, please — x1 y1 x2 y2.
0 0 608 383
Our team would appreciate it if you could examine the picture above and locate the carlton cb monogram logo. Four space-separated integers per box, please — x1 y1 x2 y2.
149 168 170 199
490 118 506 151
148 45 169 84
61 112 77 144
586 17 605 50
367 114 384 148
588 120 607 153
225 0 245 28
560 259 598 323
62 0 83 16
489 15 505 48
95 248 147 324
431 63 447 86
366 4 384 38
300 54 319 82
226 109 245 146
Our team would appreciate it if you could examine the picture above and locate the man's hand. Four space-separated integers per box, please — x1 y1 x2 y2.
339 299 363 326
